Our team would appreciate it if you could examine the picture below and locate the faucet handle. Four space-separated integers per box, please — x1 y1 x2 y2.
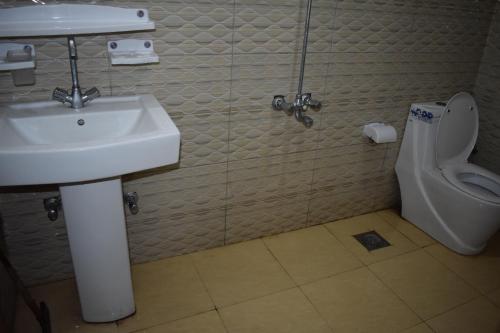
302 93 322 110
306 99 322 110
52 87 70 104
82 87 100 104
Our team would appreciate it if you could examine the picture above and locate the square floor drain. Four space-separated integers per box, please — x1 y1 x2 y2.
353 230 391 251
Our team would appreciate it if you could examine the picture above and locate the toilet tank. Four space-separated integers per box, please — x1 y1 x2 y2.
396 102 445 172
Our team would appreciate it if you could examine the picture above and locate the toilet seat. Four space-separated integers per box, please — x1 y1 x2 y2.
435 92 500 204
441 163 500 204
435 92 479 167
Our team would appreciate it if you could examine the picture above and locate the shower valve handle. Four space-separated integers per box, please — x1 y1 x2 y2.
302 93 322 110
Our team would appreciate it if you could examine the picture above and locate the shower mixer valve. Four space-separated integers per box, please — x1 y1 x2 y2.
272 93 322 128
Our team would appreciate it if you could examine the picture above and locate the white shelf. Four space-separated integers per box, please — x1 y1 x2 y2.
0 43 35 71
0 5 155 37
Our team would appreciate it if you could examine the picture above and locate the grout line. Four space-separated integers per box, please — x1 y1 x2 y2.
366 263 428 323
185 254 233 332
214 308 230 333
421 245 491 297
304 0 337 228
187 253 219 311
222 0 238 246
260 237 299 288
123 309 219 333
297 286 335 333
186 239 295 310
422 294 490 324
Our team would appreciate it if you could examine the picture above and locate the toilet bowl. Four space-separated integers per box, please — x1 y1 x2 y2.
395 92 500 255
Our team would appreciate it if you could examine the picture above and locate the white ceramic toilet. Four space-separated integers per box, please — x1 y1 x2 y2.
396 92 500 255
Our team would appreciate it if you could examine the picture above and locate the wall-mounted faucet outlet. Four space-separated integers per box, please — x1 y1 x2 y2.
124 191 139 215
43 196 62 221
272 93 321 128
52 36 100 109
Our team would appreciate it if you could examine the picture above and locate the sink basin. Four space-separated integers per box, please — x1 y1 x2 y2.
0 95 180 186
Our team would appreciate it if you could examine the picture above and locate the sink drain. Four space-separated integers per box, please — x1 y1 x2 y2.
77 119 85 126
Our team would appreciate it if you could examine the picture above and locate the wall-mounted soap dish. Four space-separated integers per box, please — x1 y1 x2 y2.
107 39 159 65
0 43 35 71
0 43 36 86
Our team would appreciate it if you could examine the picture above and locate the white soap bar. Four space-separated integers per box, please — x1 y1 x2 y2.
363 123 397 143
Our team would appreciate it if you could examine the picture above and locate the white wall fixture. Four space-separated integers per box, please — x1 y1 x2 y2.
108 39 159 65
0 5 154 37
0 43 35 71
362 123 397 143
0 43 36 86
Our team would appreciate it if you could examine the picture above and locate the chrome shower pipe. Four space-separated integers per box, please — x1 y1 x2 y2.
271 0 321 128
297 0 313 96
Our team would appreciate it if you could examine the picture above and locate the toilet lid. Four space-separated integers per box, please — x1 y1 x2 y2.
436 92 478 167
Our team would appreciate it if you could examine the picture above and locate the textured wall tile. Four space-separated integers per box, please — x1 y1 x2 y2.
226 196 309 244
311 144 389 191
474 4 500 173
127 215 225 263
307 186 376 226
229 116 320 160
332 9 414 53
227 151 314 205
234 1 335 54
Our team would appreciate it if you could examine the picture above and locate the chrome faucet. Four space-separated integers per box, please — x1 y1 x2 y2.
272 93 321 128
52 36 100 109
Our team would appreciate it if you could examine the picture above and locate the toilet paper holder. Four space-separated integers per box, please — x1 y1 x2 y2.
362 123 397 144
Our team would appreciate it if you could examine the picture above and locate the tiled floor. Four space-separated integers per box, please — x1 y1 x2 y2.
15 209 500 333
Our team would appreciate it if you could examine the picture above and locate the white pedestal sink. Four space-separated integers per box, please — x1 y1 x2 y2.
0 95 180 322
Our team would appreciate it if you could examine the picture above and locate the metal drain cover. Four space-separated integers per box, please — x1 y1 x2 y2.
353 230 391 251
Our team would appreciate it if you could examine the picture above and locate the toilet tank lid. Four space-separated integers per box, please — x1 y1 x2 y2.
436 92 478 167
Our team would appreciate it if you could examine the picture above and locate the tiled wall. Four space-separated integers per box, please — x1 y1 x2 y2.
474 2 500 173
0 0 496 285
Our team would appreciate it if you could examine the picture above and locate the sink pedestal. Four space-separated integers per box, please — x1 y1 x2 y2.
60 177 135 322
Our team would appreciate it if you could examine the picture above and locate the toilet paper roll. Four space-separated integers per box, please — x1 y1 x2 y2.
363 123 397 143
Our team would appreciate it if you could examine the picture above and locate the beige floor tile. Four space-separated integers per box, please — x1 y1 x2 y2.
16 279 117 333
117 256 214 332
376 209 435 247
488 288 500 307
220 288 331 333
425 234 500 294
401 323 433 333
426 297 500 333
369 249 479 319
263 225 362 285
191 239 294 307
325 213 418 264
301 267 420 333
135 311 226 333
